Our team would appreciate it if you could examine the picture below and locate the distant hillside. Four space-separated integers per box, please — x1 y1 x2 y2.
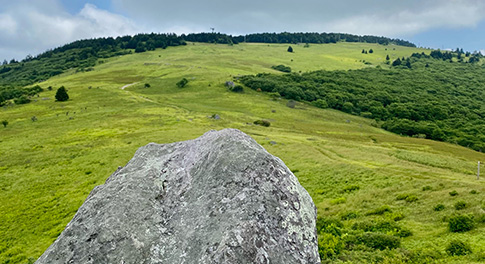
241 50 485 151
0 32 415 106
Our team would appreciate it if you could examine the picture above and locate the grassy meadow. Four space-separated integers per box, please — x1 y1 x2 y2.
1 42 485 263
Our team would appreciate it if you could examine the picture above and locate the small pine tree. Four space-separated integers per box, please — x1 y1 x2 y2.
287 46 293 53
392 58 402 67
55 86 69 101
386 55 390 60
362 49 365 54
1 120 7 128
369 49 374 54
176 78 189 88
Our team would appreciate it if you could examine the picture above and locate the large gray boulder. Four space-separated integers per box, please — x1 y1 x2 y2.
36 129 320 264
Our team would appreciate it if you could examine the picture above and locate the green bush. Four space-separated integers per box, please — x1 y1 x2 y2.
355 232 401 250
449 190 458 196
271 64 292 73
14 95 30 104
341 211 359 220
446 240 472 256
470 190 478 194
342 185 360 193
176 78 189 88
405 195 419 203
316 217 344 234
313 99 328 109
422 185 432 191
352 220 412 237
449 214 474 232
144 83 151 88
318 233 343 259
229 85 244 93
389 212 405 221
396 228 413 238
454 201 467 210
55 86 69 101
253 120 270 127
396 193 418 202
366 205 391 215
434 204 445 211
1 120 8 128
330 197 346 205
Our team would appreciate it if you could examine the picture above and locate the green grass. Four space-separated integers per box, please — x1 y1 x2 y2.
1 42 484 263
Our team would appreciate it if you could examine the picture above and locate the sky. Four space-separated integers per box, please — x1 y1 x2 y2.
1 0 485 61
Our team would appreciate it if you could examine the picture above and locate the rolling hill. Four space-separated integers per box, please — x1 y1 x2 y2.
1 41 485 263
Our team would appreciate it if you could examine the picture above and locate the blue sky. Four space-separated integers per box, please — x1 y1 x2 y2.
1 0 485 60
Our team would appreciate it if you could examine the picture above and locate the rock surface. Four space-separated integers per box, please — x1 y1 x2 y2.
36 129 320 264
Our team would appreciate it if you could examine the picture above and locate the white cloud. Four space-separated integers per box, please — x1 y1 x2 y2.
112 0 485 37
324 1 485 37
0 1 141 60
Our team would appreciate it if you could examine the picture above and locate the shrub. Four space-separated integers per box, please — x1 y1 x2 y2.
470 190 478 194
229 85 243 93
342 185 360 193
253 120 270 127
405 195 418 203
55 86 69 101
355 233 401 250
316 217 344 234
396 193 418 202
313 99 328 109
454 201 467 210
287 46 293 52
422 185 432 191
176 78 188 88
1 120 8 128
389 212 405 221
14 95 31 104
396 228 413 238
367 205 392 216
144 83 151 88
341 211 359 220
352 220 411 237
434 204 445 211
330 197 346 205
271 64 292 73
318 233 343 259
449 190 458 196
446 240 472 256
449 214 474 232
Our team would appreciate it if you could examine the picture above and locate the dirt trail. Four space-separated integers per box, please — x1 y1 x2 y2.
121 82 138 90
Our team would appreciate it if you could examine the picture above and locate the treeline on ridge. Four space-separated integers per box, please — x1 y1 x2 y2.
0 32 415 106
240 55 485 151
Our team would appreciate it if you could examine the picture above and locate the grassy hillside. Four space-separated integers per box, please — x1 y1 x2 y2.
1 42 485 263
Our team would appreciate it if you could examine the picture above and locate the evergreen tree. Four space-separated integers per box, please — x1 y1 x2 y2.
55 86 69 101
1 120 7 128
386 55 390 60
287 46 293 53
369 49 374 53
392 58 402 66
